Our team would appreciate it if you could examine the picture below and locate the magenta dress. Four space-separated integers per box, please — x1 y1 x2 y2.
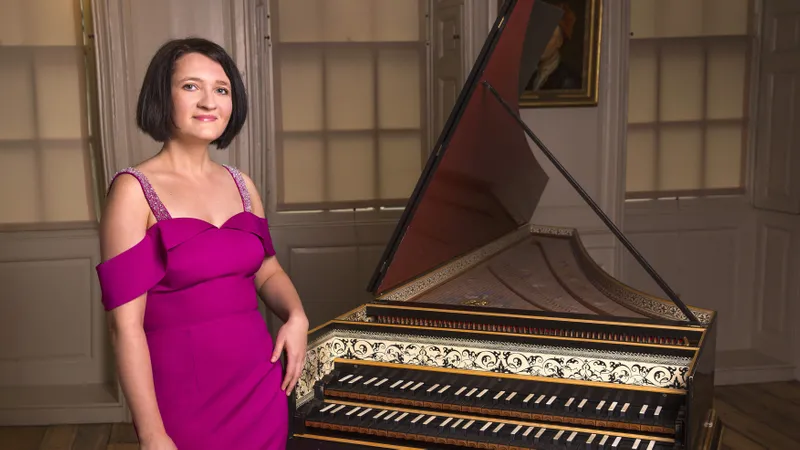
96 165 287 449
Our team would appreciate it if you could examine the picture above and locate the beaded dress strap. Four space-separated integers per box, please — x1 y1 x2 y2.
222 164 252 213
114 167 172 221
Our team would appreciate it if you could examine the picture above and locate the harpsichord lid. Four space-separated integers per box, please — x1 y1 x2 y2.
367 0 563 297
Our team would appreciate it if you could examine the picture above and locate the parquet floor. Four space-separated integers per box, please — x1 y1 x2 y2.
0 381 798 449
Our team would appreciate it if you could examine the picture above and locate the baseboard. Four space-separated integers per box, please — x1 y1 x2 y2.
714 348 797 385
0 383 126 426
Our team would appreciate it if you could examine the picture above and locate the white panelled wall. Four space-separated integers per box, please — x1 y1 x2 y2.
0 0 798 427
480 0 800 386
622 0 800 384
0 0 264 426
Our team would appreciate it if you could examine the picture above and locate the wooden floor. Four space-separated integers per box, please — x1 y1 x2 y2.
0 381 798 449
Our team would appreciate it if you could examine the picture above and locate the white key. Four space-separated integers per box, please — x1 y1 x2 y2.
383 411 397 420
332 404 347 414
463 419 475 430
346 407 361 416
394 412 408 422
507 392 517 401
338 374 353 383
357 408 372 417
494 390 506 400
535 394 546 405
523 426 534 437
612 436 622 448
535 428 546 439
647 441 656 450
477 389 489 398
411 414 425 424
633 438 641 449
609 401 618 413
510 424 522 436
390 380 404 389
546 395 557 406
597 400 606 411
364 376 378 385
320 403 336 413
493 423 504 433
621 403 630 414
374 410 386 419
411 382 424 391
554 430 564 441
465 388 478 397
523 393 535 404
480 422 493 433
587 434 596 444
455 386 467 396
567 431 577 443
654 405 662 418
400 381 414 390
423 416 436 425
440 417 452 427
640 405 649 416
451 418 464 428
374 378 388 387
565 397 574 408
578 398 588 410
348 375 363 384
599 435 609 445
438 385 451 394
426 383 440 393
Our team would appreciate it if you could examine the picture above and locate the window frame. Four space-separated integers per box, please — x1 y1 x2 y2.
263 0 433 214
623 0 760 201
0 0 105 231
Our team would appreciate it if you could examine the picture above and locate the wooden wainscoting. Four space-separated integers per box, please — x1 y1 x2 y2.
0 381 798 449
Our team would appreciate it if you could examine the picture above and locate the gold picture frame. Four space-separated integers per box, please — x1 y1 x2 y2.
506 0 603 108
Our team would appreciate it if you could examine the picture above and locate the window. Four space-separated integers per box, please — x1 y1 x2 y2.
270 0 428 211
0 0 100 225
625 0 754 199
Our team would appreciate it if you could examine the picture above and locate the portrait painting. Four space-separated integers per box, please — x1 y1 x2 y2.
503 0 602 108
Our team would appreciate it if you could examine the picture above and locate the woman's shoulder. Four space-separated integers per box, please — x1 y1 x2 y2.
224 164 257 190
223 165 265 213
109 157 160 187
102 162 159 227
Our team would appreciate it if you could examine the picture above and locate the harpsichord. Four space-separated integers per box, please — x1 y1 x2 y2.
287 1 722 448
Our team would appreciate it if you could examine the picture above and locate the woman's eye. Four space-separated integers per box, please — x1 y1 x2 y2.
182 84 197 91
217 88 229 95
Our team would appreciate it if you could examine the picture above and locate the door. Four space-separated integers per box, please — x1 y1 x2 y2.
753 0 800 213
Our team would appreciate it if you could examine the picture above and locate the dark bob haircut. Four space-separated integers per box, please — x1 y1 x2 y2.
136 37 247 149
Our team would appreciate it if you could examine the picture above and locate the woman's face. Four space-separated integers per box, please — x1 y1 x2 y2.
170 52 233 144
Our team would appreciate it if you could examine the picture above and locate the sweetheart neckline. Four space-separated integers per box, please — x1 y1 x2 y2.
148 210 260 231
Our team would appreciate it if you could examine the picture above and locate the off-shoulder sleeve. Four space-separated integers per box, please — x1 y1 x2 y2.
256 216 276 257
96 233 166 311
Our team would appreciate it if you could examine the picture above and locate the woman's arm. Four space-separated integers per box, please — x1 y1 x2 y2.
256 257 308 396
243 174 308 395
99 175 174 447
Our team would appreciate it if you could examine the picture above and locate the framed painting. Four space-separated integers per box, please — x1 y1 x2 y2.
503 0 603 108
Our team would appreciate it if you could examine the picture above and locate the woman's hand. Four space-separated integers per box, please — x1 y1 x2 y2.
140 432 178 450
271 312 309 395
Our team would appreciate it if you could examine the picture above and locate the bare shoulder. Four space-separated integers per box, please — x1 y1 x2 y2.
99 172 152 261
236 169 266 218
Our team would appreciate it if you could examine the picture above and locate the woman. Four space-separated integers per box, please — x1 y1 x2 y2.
96 37 307 449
